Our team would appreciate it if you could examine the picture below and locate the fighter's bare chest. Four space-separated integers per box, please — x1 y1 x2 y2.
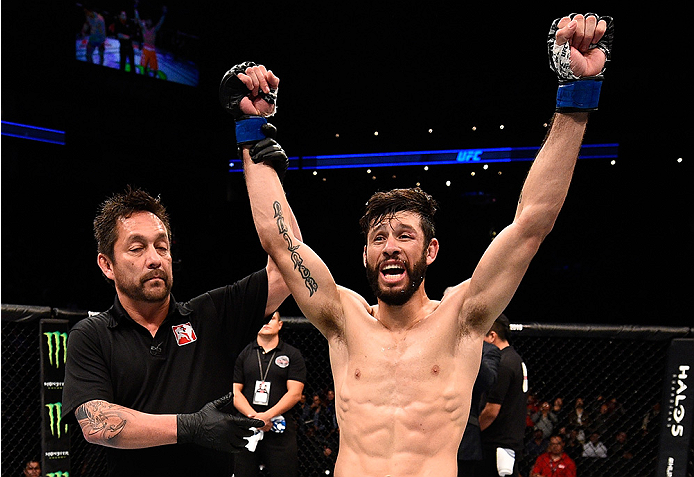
341 322 461 382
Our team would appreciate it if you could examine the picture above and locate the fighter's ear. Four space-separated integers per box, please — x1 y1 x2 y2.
425 238 439 265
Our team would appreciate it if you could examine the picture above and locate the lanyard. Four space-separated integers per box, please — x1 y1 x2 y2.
548 456 564 476
256 349 276 383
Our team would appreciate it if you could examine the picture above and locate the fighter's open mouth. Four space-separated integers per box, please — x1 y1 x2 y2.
381 263 406 279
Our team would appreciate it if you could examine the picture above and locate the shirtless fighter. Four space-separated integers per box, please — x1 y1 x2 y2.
223 12 613 477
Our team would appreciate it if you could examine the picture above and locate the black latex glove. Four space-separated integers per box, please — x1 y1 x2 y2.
177 392 264 453
249 124 288 182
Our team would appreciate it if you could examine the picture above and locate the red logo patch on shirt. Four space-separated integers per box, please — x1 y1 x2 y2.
275 355 290 368
172 322 197 346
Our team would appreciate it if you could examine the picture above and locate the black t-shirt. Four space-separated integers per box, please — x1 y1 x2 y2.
62 269 269 477
234 339 307 416
481 345 528 452
112 18 135 46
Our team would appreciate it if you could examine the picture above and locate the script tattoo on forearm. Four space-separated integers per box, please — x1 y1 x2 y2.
273 201 318 296
75 400 131 442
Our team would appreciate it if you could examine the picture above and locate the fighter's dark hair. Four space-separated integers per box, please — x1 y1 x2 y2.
359 187 438 245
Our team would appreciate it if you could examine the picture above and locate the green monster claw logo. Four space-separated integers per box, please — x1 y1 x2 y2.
46 402 68 438
44 331 68 368
47 472 70 477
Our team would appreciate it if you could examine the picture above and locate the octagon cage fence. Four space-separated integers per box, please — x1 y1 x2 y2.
2 304 692 477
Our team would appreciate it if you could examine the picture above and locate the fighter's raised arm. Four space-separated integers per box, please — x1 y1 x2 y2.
220 62 308 318
450 14 614 336
220 62 346 339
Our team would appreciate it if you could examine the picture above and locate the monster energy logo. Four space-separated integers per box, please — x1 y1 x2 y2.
46 402 68 438
44 331 68 368
47 473 70 477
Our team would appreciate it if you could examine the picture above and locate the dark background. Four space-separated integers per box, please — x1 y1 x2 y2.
2 3 691 326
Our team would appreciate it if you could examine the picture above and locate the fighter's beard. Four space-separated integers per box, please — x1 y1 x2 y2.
365 251 428 306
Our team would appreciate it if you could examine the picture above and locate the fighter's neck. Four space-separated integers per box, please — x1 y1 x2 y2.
373 290 436 331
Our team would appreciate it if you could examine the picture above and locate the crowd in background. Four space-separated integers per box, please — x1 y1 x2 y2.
519 392 661 477
291 388 340 476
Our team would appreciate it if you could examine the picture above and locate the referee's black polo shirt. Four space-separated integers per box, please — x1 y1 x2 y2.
62 269 269 477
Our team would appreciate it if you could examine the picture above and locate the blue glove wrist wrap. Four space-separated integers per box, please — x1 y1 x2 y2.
236 116 268 145
556 78 602 112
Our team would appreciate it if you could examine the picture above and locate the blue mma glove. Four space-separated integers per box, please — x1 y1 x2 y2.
547 14 614 112
219 61 278 145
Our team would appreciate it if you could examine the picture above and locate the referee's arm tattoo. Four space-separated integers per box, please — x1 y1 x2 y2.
272 201 318 296
75 400 130 443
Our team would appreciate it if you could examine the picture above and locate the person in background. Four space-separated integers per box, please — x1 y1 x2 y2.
233 311 307 477
134 0 167 77
22 460 40 477
530 435 576 477
457 340 501 477
582 432 607 459
522 428 549 477
112 10 136 72
532 401 558 439
82 5 106 65
478 314 529 477
567 398 591 443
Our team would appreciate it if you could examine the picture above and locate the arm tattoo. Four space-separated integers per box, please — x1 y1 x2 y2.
75 401 131 441
273 201 318 296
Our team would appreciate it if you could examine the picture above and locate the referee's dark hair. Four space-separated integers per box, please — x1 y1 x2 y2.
487 313 511 342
